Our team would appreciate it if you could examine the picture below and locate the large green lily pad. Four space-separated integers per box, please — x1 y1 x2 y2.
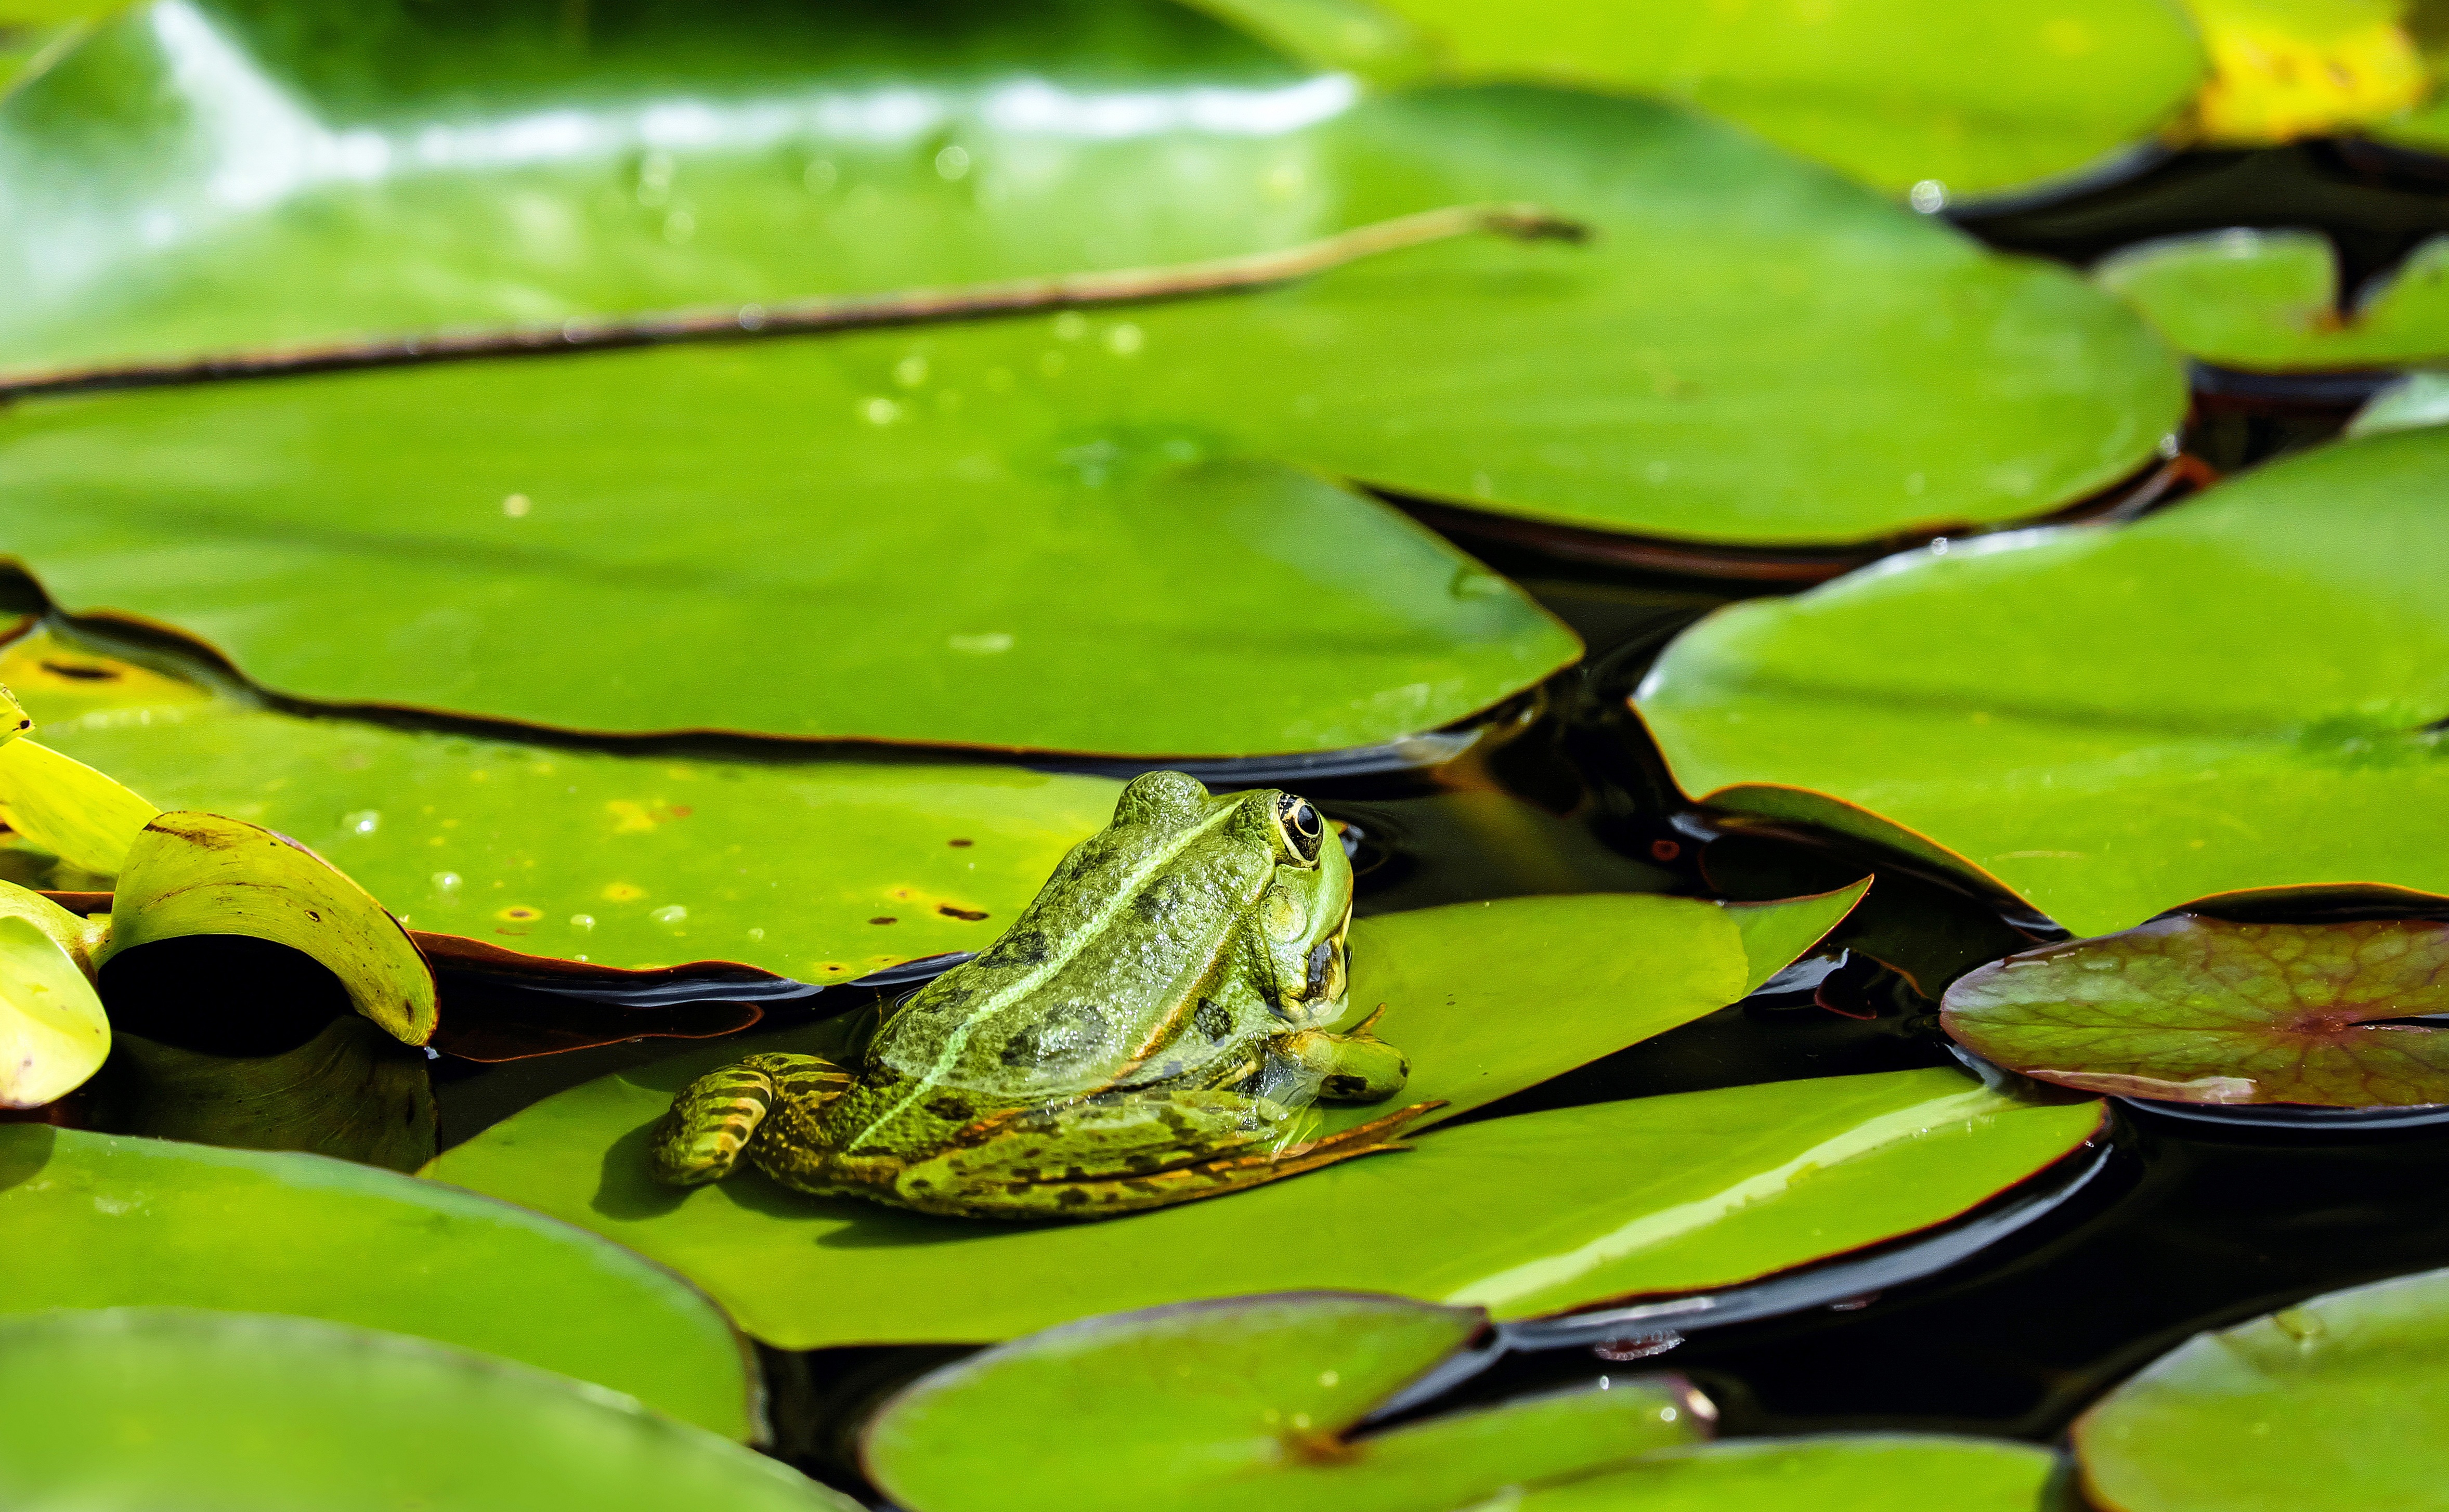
1283 0 2206 199
0 9 2181 751
1635 426 2449 939
2075 1265 2449 1511
0 1309 854 1511
431 887 2096 1347
1514 1436 2062 1511
0 1123 757 1438
2097 228 2449 371
1945 914 2449 1107
864 1292 1705 1512
4 628 1122 975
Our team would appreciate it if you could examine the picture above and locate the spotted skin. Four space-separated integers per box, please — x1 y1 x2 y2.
648 771 1423 1220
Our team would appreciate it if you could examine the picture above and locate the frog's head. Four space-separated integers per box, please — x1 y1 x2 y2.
1111 770 1353 1027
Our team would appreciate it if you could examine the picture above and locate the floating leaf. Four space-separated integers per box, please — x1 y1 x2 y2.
0 872 100 970
0 733 158 874
430 955 2100 1348
0 911 107 1106
0 11 2181 753
5 628 1123 976
1634 426 2449 939
1282 0 2205 198
1513 1436 2061 1511
2097 228 2449 371
0 1124 757 1438
2171 0 2427 145
2075 1265 2449 1512
0 1309 854 1511
103 810 439 1045
2349 369 2449 437
865 1292 1707 1512
83 1018 435 1170
1945 914 2449 1107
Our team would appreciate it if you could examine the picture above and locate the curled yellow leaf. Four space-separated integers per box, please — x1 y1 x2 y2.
2180 3 2429 143
103 812 438 1046
0 737 161 876
0 913 109 1108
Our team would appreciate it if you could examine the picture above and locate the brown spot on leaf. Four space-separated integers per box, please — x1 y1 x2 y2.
936 904 989 921
947 837 973 848
869 916 898 926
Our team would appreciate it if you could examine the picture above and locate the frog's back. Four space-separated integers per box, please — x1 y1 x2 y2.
872 781 1270 1100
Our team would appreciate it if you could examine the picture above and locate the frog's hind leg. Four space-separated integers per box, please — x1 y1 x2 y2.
650 1052 852 1187
895 1091 1442 1219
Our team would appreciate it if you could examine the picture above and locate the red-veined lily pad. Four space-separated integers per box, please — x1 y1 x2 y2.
0 1309 854 1511
863 1292 1707 1512
2097 228 2449 371
1260 0 2205 198
427 889 2102 1349
0 8 2181 754
1512 1435 2062 1511
1945 914 2449 1107
2075 1265 2449 1512
1634 426 2449 939
0 1123 758 1438
2 627 1123 976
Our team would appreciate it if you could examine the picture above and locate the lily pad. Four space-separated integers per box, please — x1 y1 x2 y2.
2097 228 2449 371
2171 0 2427 146
4 627 1124 976
1512 1436 2062 1511
83 1018 435 1170
0 14 2182 751
0 910 107 1105
1279 0 2205 198
0 1123 757 1437
0 1309 855 1512
2075 1265 2449 1512
1634 425 2449 939
864 1292 1707 1512
2348 369 2449 436
1945 914 2449 1108
429 884 2099 1345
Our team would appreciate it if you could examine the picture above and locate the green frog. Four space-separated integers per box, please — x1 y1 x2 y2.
650 771 1429 1219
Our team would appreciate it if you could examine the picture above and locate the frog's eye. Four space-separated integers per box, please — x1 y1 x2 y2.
1273 794 1325 864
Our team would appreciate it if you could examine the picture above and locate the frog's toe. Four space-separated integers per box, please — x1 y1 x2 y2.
649 1063 779 1185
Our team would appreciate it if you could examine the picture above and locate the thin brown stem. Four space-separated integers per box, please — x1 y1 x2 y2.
0 202 1587 400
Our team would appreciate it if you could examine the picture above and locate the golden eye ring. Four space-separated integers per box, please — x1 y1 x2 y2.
1273 793 1325 864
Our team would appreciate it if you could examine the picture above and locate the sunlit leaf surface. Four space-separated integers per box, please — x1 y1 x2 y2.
0 911 107 1106
4 629 1123 975
2173 0 2426 144
865 1292 1705 1512
0 1309 854 1511
1947 914 2449 1107
1636 427 2449 937
0 1124 757 1437
431 889 2099 1347
1515 1436 2062 1511
2076 1265 2449 1512
2098 228 2449 371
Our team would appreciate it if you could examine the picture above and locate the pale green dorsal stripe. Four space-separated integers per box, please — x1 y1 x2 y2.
846 799 1236 1148
1442 1087 2008 1308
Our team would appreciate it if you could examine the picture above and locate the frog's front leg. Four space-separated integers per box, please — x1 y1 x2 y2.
1278 1007 1410 1103
895 1090 1438 1219
650 1052 852 1187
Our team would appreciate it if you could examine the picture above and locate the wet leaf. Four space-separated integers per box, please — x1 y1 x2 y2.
5 628 1123 976
2172 0 2427 145
0 9 2180 753
105 810 439 1045
2075 1265 2449 1512
1944 914 2449 1107
1634 426 2449 939
0 1124 758 1438
84 1018 435 1170
864 1293 1706 1512
0 1309 854 1511
2098 228 2449 371
0 733 158 874
0 911 107 1106
1286 0 2205 198
430 1024 2100 1348
1514 1436 2061 1511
